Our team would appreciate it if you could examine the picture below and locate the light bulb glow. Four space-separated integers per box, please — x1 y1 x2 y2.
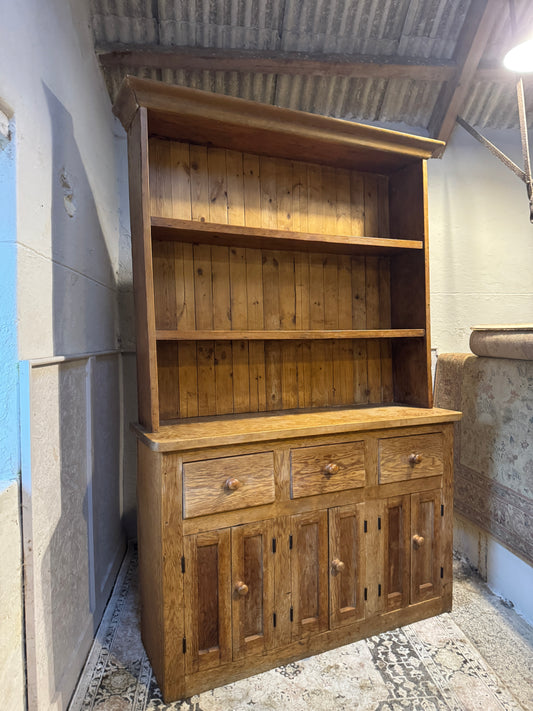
503 38 533 72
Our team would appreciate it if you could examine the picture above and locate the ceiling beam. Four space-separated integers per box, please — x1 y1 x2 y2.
427 0 502 147
97 44 457 82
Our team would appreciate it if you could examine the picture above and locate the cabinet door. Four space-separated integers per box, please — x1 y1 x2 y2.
183 529 232 674
231 520 274 660
329 503 366 628
381 495 411 612
291 510 329 638
410 489 443 604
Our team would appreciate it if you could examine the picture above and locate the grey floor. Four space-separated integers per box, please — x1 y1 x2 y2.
448 556 533 710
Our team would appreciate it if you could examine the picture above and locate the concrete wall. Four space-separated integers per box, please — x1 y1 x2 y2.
0 0 129 708
428 125 533 621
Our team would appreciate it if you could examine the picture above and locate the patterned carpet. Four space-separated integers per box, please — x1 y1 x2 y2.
69 545 532 711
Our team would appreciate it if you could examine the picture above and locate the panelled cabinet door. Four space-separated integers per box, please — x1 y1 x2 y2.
410 489 443 604
231 520 274 660
183 529 232 674
290 510 329 639
329 503 366 628
381 495 411 612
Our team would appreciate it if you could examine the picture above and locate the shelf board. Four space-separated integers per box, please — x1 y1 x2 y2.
156 329 425 341
151 217 423 255
132 404 462 452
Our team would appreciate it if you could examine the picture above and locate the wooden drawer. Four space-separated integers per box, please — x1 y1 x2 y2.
290 440 365 499
378 432 444 484
183 451 275 518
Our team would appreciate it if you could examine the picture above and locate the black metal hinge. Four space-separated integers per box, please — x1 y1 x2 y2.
440 566 444 579
378 516 382 531
182 637 187 654
290 607 294 622
364 520 368 533
289 534 293 550
181 556 185 573
378 583 382 597
272 538 277 553
364 587 368 601
273 612 277 628
441 505 444 517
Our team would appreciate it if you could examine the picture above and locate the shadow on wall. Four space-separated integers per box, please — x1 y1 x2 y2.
28 84 126 708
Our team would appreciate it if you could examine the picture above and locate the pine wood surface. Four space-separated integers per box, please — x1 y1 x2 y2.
378 432 444 484
290 440 366 498
113 76 444 173
133 406 461 452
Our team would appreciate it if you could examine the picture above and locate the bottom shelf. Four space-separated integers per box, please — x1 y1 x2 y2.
134 403 462 451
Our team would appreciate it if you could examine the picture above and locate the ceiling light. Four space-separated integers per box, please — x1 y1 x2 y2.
503 37 533 73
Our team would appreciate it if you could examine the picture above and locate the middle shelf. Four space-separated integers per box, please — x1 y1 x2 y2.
155 329 425 341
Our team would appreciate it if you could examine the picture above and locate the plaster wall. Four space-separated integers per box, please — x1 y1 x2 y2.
428 126 533 353
428 126 533 622
0 0 129 708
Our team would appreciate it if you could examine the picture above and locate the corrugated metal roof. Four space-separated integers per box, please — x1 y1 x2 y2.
91 0 533 131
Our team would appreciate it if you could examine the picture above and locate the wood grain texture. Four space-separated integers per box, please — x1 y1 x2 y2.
329 503 366 628
127 109 159 430
290 440 366 498
291 510 329 639
231 520 275 660
378 432 444 484
183 451 275 518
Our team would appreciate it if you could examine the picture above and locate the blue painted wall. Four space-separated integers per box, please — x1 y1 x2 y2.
0 120 19 494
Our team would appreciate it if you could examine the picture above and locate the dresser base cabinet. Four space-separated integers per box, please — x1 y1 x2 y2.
135 407 459 702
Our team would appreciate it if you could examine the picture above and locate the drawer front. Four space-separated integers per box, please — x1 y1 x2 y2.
379 433 443 484
183 451 275 518
290 440 365 499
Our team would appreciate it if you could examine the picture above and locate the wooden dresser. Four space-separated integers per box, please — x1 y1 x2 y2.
114 76 461 702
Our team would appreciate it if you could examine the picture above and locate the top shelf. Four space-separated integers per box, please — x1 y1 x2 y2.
151 216 423 255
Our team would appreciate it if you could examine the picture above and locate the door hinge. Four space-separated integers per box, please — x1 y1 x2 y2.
272 538 277 554
441 504 444 517
289 534 293 550
181 556 185 573
290 606 294 622
378 516 382 531
364 520 368 533
273 612 277 628
378 583 382 597
440 566 444 579
364 587 368 601
182 637 187 654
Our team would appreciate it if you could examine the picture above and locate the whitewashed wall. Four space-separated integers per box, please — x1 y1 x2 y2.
0 1 129 709
428 125 533 622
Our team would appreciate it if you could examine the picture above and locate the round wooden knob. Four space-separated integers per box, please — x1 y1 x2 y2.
235 581 249 596
408 453 422 465
412 534 425 548
324 462 340 476
331 558 345 573
225 477 242 491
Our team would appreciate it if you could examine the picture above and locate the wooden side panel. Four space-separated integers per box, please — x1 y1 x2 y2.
410 489 443 604
290 510 329 639
390 161 432 407
329 503 366 629
381 495 411 612
137 445 184 701
231 521 274 660
128 109 159 430
184 529 232 674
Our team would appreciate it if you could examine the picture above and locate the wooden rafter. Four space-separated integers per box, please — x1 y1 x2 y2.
97 44 457 82
427 0 502 146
